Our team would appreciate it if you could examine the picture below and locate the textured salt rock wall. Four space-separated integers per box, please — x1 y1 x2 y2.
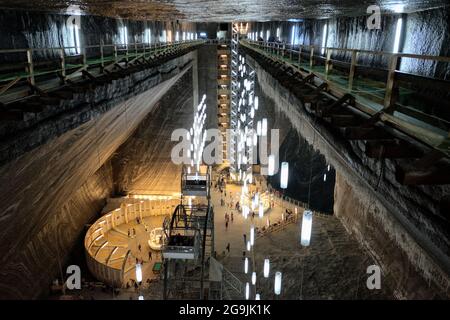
0 9 197 62
247 53 450 298
249 7 449 76
255 84 336 213
401 7 450 79
0 162 113 299
111 70 193 195
0 63 191 299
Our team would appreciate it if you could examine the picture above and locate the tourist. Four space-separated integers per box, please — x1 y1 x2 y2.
149 251 152 260
225 220 228 229
138 244 141 252
226 243 230 253
243 233 247 245
231 212 234 222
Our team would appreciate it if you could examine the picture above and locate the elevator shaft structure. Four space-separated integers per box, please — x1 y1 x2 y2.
162 165 214 299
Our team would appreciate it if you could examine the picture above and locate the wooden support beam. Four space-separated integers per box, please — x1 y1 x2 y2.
341 127 392 140
395 162 450 185
329 114 360 127
365 140 423 158
0 110 23 121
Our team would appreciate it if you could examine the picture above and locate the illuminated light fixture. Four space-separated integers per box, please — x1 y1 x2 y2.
264 259 270 278
138 295 144 300
321 23 327 55
252 272 257 285
244 257 249 274
247 240 251 251
175 31 179 41
120 25 128 45
280 162 289 189
250 226 255 246
72 19 81 54
323 173 327 182
254 96 259 110
268 154 275 176
276 27 281 39
266 29 270 41
135 263 142 283
245 282 250 300
182 31 186 41
327 164 330 171
262 118 268 136
301 210 313 246
257 121 262 135
291 25 296 45
259 203 264 218
255 294 261 300
274 271 282 295
393 17 403 53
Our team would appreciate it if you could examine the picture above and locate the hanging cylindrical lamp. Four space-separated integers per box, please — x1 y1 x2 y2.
135 263 142 283
245 282 250 300
268 155 275 176
263 259 270 278
250 226 255 246
301 210 313 246
274 271 282 295
280 162 289 189
251 272 257 285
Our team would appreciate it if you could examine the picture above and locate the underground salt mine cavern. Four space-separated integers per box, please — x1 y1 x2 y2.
0 0 449 303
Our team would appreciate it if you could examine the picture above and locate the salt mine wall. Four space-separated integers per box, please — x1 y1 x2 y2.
255 85 335 213
246 53 450 298
249 6 450 78
0 50 195 165
0 9 197 63
112 70 194 195
0 51 195 299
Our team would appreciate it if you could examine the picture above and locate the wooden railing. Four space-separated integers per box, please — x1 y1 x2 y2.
242 39 450 156
0 39 204 102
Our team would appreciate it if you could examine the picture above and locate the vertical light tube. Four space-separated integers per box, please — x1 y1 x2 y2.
301 210 313 246
323 173 327 182
247 240 251 251
257 120 262 136
321 23 327 55
280 162 289 189
291 25 296 45
135 263 142 283
259 203 264 218
262 118 268 136
263 259 270 278
244 257 249 274
393 17 403 53
245 282 250 300
268 154 275 176
250 226 255 246
274 272 282 295
252 272 257 285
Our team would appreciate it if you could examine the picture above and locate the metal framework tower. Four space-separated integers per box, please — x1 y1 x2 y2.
162 165 214 299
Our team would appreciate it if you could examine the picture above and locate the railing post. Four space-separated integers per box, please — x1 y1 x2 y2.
59 48 66 81
384 54 399 109
298 45 302 65
309 47 314 71
100 41 104 69
26 49 35 86
348 50 358 91
325 48 332 79
82 46 87 69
